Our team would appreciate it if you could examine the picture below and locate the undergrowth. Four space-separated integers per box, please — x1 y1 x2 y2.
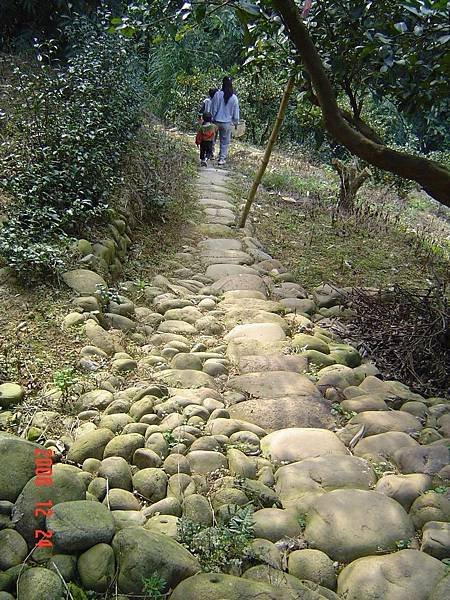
230 148 449 290
177 505 255 574
0 13 144 280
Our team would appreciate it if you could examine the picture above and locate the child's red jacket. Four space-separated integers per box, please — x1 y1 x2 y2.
196 123 217 145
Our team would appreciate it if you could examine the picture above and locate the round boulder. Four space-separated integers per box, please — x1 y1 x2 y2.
288 548 336 590
252 508 301 542
0 383 24 408
304 489 414 562
1 436 42 502
112 527 199 594
337 549 447 600
260 428 346 464
78 543 115 592
0 530 28 570
47 501 115 552
16 567 64 600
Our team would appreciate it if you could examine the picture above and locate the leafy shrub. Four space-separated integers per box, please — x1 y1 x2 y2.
120 120 196 219
143 572 167 599
0 12 144 279
177 505 255 574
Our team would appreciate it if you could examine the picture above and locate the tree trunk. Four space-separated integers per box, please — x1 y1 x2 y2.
271 0 450 208
332 159 370 212
239 75 295 228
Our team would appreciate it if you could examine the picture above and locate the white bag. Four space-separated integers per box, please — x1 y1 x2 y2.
232 120 246 138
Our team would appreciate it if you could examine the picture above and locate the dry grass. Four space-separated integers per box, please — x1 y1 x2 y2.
228 141 449 291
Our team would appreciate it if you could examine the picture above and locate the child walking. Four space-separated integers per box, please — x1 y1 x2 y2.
195 112 218 167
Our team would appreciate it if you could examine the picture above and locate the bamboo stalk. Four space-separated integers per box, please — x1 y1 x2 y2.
239 75 296 227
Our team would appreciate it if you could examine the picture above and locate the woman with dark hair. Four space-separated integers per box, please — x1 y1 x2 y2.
210 76 240 166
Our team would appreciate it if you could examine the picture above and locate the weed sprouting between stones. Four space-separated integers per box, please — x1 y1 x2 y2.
331 402 357 421
142 572 168 600
177 504 255 574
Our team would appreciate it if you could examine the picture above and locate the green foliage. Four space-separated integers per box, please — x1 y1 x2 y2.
66 583 90 600
372 461 397 478
262 169 331 196
331 402 357 421
297 515 306 530
52 367 77 393
395 538 413 550
95 285 121 308
0 13 144 279
234 0 450 152
177 505 255 574
0 1 115 50
121 122 196 218
142 572 167 600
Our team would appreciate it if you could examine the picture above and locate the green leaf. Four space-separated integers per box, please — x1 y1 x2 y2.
194 5 206 23
394 22 408 33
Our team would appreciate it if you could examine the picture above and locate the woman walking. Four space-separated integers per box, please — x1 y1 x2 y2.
211 76 240 166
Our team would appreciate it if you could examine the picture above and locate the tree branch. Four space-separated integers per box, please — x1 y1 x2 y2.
271 0 450 207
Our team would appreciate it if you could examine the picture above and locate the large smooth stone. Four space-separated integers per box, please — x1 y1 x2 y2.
78 543 116 592
392 444 449 475
201 250 251 266
12 470 86 544
292 333 330 354
198 239 241 251
223 309 288 331
337 549 447 600
206 418 266 438
103 433 145 462
229 395 334 431
47 501 115 552
304 489 414 562
164 307 203 324
78 389 114 410
211 274 267 295
85 319 117 355
67 429 114 463
186 450 228 474
261 428 347 463
348 410 422 436
0 383 24 408
237 354 308 374
171 572 288 600
252 508 301 542
205 260 255 275
158 320 197 335
0 530 28 569
288 549 337 591
62 269 107 294
353 431 419 461
421 521 450 559
227 339 288 361
225 323 285 343
154 369 216 389
375 473 433 510
112 527 199 594
275 455 376 509
16 567 64 600
0 436 41 502
228 371 318 399
243 565 339 599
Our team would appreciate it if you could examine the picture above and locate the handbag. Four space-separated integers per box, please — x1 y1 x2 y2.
232 120 246 138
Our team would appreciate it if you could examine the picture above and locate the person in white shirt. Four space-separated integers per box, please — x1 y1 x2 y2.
210 76 240 166
198 88 218 118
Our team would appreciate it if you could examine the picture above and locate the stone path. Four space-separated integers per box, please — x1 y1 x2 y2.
0 168 449 600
